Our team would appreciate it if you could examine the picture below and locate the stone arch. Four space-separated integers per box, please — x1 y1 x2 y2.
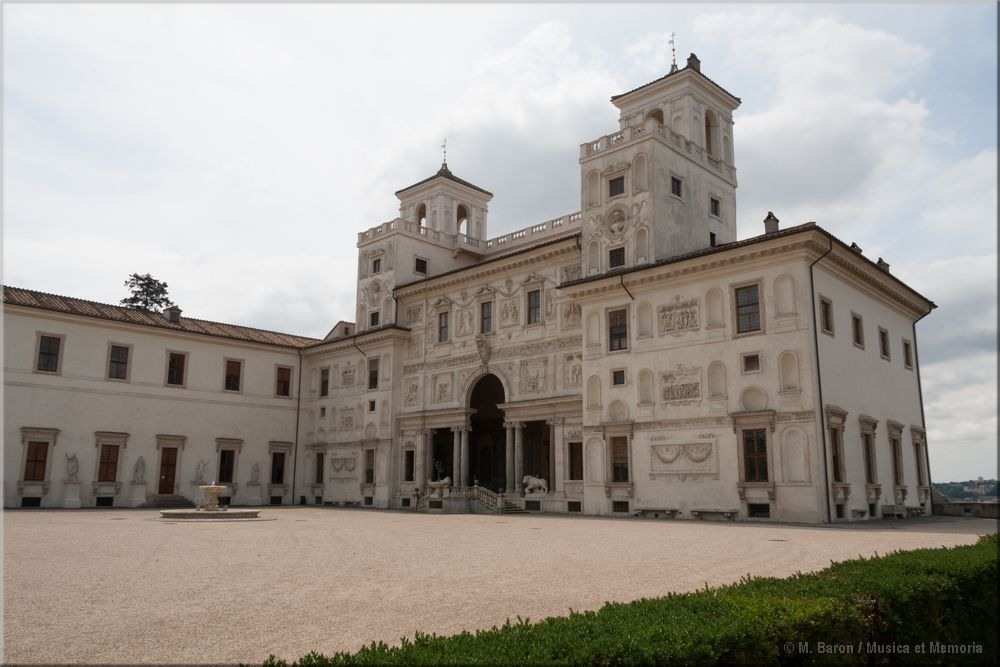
586 438 605 483
644 108 664 126
586 312 601 346
779 351 800 392
462 370 512 407
781 427 810 482
638 369 654 404
586 170 600 208
708 361 727 399
632 154 648 192
586 375 601 409
635 227 649 263
456 204 469 236
416 203 427 228
739 386 768 412
637 301 653 338
704 109 719 157
774 274 796 316
706 287 724 328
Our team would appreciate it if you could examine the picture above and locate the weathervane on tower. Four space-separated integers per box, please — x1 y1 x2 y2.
441 138 447 166
669 32 678 73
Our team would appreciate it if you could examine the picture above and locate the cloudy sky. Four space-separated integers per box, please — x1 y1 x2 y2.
3 2 996 482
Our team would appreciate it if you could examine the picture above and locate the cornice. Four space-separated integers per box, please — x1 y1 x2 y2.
303 327 411 357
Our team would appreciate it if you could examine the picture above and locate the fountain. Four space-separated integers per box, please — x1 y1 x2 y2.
159 482 261 520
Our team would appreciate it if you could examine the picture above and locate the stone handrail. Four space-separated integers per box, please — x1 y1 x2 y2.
579 123 735 181
472 484 501 513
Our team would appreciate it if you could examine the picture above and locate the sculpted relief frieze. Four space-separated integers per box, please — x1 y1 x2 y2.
341 364 356 387
457 308 474 337
660 365 701 404
432 373 453 404
560 264 582 284
649 441 717 479
404 380 420 407
562 302 581 329
406 305 423 325
520 357 548 394
658 296 699 334
564 353 583 388
402 336 582 376
501 299 519 327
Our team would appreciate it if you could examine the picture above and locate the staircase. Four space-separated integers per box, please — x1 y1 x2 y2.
502 499 528 514
140 494 196 509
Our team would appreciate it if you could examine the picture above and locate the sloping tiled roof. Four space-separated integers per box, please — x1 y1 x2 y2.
3 286 321 348
611 62 742 105
395 162 493 197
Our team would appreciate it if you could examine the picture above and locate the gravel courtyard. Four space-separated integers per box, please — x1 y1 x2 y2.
3 508 994 664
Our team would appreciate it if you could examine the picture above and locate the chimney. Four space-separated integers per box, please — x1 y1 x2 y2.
850 242 863 253
876 258 891 273
686 53 701 72
164 305 182 323
763 211 780 234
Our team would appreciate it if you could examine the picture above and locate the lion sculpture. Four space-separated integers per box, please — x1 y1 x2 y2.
523 474 548 495
426 476 452 498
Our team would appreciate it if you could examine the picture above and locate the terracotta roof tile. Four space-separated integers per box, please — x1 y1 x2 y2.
3 286 321 348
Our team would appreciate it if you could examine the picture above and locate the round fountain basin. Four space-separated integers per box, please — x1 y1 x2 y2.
160 508 261 520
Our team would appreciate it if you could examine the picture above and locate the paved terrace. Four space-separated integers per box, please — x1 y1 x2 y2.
3 509 994 664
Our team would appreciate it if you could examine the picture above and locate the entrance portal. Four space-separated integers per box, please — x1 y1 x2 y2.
469 374 506 492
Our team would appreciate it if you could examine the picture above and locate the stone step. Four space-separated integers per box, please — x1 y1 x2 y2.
139 495 197 509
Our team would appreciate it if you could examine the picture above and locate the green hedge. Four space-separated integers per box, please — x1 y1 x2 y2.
265 534 997 665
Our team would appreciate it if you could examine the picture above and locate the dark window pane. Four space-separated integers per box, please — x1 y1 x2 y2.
109 345 129 379
608 176 624 197
609 309 628 351
167 353 185 385
611 437 629 482
527 290 541 324
315 453 325 484
671 177 682 197
24 442 48 481
320 368 329 397
480 302 493 334
276 367 291 396
438 312 449 342
609 247 625 268
98 444 119 482
404 450 415 482
569 442 583 481
37 336 61 372
742 429 768 482
218 449 235 483
271 452 286 484
735 285 761 333
225 360 241 391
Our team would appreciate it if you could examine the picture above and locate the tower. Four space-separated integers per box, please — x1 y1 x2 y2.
579 54 741 276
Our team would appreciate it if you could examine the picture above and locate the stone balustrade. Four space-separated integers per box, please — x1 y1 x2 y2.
579 123 735 181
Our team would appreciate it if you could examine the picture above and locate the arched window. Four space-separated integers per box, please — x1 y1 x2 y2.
586 171 600 208
704 110 719 157
723 135 732 164
637 301 652 338
779 351 800 392
644 108 664 126
706 288 724 328
416 204 427 229
632 155 648 192
638 369 653 404
586 375 602 409
456 204 469 237
708 361 727 398
635 227 649 263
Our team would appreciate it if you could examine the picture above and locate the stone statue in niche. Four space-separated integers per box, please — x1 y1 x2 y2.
502 300 518 325
606 208 627 236
658 297 699 334
133 456 145 483
458 309 473 336
405 382 419 406
545 291 555 318
65 453 79 481
660 365 701 402
251 462 261 484
565 354 582 387
195 459 207 484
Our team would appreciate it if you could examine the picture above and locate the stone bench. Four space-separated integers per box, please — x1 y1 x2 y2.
851 509 868 519
906 506 925 518
881 504 906 519
690 508 738 521
634 508 680 519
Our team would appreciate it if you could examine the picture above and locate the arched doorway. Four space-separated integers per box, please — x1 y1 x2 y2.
469 374 506 492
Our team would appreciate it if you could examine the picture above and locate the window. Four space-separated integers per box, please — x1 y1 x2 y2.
367 358 379 390
404 450 415 482
36 335 61 373
819 297 834 335
914 440 926 486
438 312 449 343
878 327 890 360
415 257 428 274
365 449 375 484
611 369 626 386
742 353 761 373
608 308 628 351
710 232 717 247
218 450 235 484
315 453 325 484
742 429 768 482
224 360 242 392
611 436 629 482
368 399 376 412
276 366 292 397
371 258 381 274
609 247 625 268
98 445 119 482
320 368 329 397
480 301 493 334
710 197 720 217
852 314 864 348
612 500 630 513
863 432 877 484
608 176 625 197
903 340 913 369
734 284 761 334
890 436 904 486
670 176 682 198
526 290 541 325
568 442 583 481
271 452 286 484
166 352 186 386
319 407 326 418
829 426 845 483
108 345 129 380
24 442 48 481
369 311 380 327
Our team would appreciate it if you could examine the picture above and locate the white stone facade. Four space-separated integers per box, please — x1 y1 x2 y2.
3 55 934 522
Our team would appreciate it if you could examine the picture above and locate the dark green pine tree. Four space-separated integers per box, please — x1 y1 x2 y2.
120 273 174 311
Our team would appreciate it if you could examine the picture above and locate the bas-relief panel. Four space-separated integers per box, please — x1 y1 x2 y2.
432 372 453 404
500 299 519 328
562 302 581 329
660 365 701 404
647 432 719 480
404 379 420 407
406 335 422 359
519 357 548 394
564 353 583 388
658 296 699 335
329 455 357 480
341 363 356 387
457 308 474 337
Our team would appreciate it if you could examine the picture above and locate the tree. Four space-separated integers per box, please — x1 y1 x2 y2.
120 273 174 311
